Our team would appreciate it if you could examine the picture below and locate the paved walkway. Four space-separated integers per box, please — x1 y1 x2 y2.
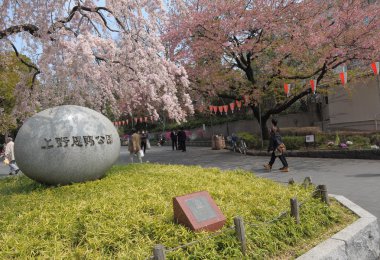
2 146 379 221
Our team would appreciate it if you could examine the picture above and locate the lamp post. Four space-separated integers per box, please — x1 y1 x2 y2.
259 103 264 149
375 113 380 131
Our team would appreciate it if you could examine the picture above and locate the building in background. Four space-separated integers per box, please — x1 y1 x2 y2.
327 79 380 131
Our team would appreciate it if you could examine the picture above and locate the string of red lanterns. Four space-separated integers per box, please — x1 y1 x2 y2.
113 115 158 127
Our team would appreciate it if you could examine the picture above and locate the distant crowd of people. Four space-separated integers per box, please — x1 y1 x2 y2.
127 127 188 163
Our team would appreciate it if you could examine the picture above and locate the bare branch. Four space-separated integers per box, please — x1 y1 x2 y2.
7 40 40 90
0 4 126 40
0 24 40 39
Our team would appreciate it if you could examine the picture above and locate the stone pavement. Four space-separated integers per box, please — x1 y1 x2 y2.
2 146 379 222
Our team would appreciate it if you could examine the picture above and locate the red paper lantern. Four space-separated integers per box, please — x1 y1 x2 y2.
371 62 379 75
134 118 138 123
218 106 223 113
229 102 235 113
310 79 317 94
144 117 148 122
339 72 347 85
209 105 213 112
126 119 129 125
284 83 290 97
235 100 242 110
213 106 218 113
339 66 347 85
223 105 228 114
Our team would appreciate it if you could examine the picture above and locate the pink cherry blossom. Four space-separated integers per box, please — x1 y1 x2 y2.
1 0 194 124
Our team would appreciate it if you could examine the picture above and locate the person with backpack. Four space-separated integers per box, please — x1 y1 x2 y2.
264 119 289 172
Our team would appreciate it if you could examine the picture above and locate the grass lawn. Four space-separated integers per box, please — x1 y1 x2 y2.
0 164 357 259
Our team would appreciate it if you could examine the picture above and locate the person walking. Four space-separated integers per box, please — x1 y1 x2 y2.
141 130 147 154
128 129 142 163
4 137 20 175
177 127 187 152
170 130 178 151
264 119 289 172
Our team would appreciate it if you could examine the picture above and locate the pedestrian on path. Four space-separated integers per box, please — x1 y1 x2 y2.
4 137 20 175
141 130 147 154
129 129 142 163
170 130 177 150
177 127 187 152
264 119 289 172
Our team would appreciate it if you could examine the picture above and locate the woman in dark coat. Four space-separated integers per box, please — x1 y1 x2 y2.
177 127 186 152
264 119 289 172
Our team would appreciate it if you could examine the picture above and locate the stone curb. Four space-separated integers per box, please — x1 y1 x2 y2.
244 149 380 160
297 194 380 260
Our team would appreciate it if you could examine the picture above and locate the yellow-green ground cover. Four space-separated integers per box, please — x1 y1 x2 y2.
0 164 356 259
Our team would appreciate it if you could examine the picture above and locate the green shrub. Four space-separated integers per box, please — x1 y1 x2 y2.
0 164 356 259
237 132 261 149
315 133 330 146
280 127 322 136
346 135 370 147
370 134 380 145
282 136 305 150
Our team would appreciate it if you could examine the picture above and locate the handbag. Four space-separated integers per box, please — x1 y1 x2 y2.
3 158 10 165
275 143 286 156
138 150 144 157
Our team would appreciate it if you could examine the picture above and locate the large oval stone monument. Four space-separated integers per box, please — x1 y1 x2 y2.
15 105 120 185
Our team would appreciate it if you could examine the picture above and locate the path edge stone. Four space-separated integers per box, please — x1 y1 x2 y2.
297 194 380 260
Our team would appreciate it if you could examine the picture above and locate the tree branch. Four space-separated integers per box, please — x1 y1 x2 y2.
264 88 310 118
8 40 40 90
0 4 126 40
0 24 40 39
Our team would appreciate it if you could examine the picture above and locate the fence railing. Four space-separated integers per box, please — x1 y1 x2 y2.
147 177 330 260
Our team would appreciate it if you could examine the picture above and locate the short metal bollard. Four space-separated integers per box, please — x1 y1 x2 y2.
290 198 300 224
234 216 247 256
153 244 165 260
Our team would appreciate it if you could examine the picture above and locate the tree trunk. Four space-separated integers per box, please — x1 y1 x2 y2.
252 105 269 140
260 117 269 140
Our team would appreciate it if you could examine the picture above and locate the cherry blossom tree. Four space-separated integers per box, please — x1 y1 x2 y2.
165 0 380 137
0 0 194 125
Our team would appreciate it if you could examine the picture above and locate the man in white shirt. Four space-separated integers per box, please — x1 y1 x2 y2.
4 137 20 175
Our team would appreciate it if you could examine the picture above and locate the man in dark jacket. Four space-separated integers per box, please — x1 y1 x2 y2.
177 127 187 152
264 119 289 172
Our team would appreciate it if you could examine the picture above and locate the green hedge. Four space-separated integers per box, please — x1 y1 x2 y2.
369 134 380 145
0 164 355 259
282 136 305 150
237 132 261 149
